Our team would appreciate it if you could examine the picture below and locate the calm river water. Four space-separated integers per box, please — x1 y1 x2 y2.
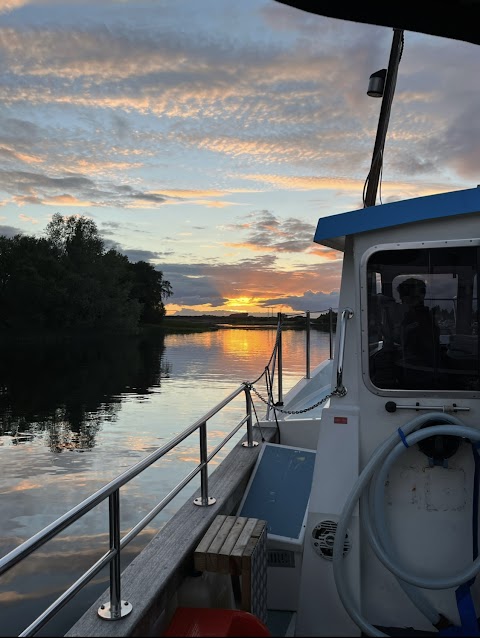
0 327 332 636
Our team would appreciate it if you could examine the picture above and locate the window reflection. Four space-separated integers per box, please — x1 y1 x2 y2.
367 245 480 391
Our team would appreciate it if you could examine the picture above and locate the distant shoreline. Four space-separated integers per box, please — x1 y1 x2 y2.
161 314 335 334
0 314 335 341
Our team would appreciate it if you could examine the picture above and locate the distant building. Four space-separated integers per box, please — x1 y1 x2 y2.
228 312 249 318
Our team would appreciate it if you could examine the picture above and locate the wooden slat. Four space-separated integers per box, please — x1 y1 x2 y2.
242 518 267 561
230 517 258 561
193 515 226 572
217 516 248 573
205 516 237 572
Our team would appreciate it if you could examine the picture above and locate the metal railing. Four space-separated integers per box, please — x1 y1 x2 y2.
266 308 336 417
336 308 354 396
0 384 257 637
0 308 337 636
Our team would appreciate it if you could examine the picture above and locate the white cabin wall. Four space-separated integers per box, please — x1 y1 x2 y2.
350 217 480 629
298 215 480 634
353 216 480 629
296 240 361 636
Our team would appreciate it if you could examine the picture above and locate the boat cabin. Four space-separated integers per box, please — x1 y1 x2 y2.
296 187 480 635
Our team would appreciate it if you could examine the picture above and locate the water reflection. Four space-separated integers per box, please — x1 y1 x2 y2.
0 334 170 452
0 327 332 637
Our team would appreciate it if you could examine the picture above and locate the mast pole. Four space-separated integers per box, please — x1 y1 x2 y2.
364 28 404 208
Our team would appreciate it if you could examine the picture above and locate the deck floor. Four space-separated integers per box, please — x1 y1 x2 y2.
266 610 296 637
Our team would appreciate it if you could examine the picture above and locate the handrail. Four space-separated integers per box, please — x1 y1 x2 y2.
336 308 354 396
306 310 311 378
277 312 283 404
0 382 255 637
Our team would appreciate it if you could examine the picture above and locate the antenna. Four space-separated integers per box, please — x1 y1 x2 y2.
364 29 404 208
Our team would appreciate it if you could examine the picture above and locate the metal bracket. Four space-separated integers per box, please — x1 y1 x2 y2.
98 601 133 620
193 496 216 506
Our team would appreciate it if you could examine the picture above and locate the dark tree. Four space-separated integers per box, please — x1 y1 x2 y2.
129 260 172 324
0 234 67 329
0 215 173 333
46 213 104 263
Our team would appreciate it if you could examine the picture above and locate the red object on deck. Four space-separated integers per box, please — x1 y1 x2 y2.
163 607 271 637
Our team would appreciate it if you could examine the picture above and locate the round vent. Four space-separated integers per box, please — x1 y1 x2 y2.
311 519 351 561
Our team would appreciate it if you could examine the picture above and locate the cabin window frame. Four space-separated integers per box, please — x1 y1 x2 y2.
360 238 480 398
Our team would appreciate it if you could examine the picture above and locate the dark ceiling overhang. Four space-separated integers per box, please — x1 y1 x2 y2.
274 1 480 46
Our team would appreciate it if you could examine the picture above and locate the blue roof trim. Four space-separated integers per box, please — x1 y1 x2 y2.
314 188 480 248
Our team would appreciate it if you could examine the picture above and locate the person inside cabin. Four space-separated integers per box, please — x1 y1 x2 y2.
394 277 441 388
370 277 441 389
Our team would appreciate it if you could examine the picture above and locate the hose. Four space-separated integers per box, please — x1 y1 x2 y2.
332 412 475 637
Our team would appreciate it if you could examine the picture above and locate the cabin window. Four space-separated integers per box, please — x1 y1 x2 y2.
366 244 480 392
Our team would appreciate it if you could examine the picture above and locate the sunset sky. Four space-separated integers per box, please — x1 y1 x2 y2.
1 1 479 315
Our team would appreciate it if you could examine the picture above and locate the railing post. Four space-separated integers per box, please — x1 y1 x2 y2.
329 307 333 360
277 312 283 405
98 490 132 620
306 310 311 379
193 422 216 506
242 387 259 448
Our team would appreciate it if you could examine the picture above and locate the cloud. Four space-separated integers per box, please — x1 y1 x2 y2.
224 210 318 254
0 146 41 164
0 169 172 210
241 173 462 200
18 213 38 224
0 224 23 237
43 194 93 207
0 0 32 13
123 248 174 262
0 10 476 203
430 104 480 180
264 289 340 313
161 254 342 313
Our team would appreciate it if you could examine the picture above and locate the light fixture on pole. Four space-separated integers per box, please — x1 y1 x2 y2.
367 69 387 98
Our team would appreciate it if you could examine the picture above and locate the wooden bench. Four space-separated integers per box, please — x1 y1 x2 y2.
193 515 268 624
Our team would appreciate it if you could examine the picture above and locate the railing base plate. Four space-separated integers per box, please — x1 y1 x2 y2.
98 601 133 620
193 496 216 507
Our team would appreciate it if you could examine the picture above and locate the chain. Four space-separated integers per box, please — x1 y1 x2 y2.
244 382 345 415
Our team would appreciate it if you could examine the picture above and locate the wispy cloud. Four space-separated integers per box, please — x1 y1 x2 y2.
225 210 320 254
241 173 462 199
18 213 38 224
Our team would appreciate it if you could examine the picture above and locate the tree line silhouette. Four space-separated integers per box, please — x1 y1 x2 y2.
0 214 172 333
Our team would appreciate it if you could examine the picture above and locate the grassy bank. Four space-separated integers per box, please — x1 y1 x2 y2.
145 319 219 334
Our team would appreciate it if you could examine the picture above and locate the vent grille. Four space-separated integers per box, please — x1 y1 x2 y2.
311 519 351 561
267 549 295 568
